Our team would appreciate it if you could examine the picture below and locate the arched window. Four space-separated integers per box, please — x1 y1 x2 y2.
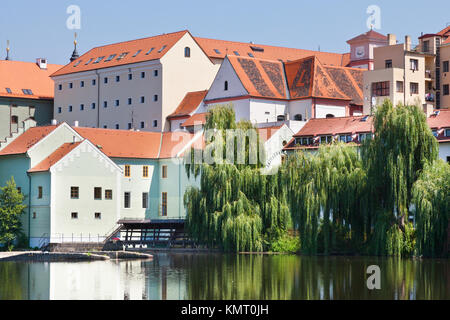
294 114 302 121
184 47 191 58
277 115 286 121
326 114 335 118
224 81 229 91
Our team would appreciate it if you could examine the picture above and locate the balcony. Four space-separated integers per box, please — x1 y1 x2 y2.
425 70 434 79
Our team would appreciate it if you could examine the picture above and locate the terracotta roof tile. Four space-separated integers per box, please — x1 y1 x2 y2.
0 60 63 100
195 37 350 66
228 55 288 99
181 113 208 127
293 116 373 137
52 31 189 77
0 125 58 156
347 30 387 43
167 90 208 119
74 127 162 159
28 142 81 173
427 110 450 129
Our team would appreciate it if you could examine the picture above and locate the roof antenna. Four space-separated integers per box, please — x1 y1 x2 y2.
5 40 10 60
70 32 80 62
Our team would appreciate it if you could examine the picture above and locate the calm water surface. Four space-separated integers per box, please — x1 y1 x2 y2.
0 254 448 300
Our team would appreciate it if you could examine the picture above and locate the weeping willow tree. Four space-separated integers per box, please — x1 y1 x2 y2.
282 143 366 254
412 160 450 257
361 100 438 256
184 105 291 252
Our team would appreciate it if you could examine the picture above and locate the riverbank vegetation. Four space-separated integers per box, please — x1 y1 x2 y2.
184 101 449 257
0 178 26 252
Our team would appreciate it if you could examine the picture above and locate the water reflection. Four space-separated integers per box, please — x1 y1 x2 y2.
0 254 448 300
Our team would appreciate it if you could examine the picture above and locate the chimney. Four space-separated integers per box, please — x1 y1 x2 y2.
387 34 396 45
36 58 47 69
51 119 57 125
74 121 79 127
405 35 411 51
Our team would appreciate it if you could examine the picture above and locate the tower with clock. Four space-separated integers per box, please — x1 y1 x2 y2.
346 29 388 70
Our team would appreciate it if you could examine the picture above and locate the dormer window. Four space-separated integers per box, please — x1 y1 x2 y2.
158 45 167 53
214 49 221 54
132 50 142 57
224 81 229 91
105 54 117 62
117 52 129 60
93 56 105 64
146 48 154 55
185 47 191 58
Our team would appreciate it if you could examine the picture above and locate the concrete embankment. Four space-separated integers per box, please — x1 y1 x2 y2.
0 251 152 262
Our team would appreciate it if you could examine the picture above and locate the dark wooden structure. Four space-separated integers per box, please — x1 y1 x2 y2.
104 219 193 248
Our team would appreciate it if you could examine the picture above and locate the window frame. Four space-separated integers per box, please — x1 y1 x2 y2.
143 166 149 178
161 192 168 216
105 189 113 200
94 187 102 200
70 187 79 199
372 81 390 96
162 165 168 179
124 192 131 209
124 165 131 177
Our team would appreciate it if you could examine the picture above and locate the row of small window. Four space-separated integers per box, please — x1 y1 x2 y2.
5 88 33 95
102 121 158 130
124 165 167 178
70 187 112 200
372 81 419 96
432 128 450 137
295 133 373 146
384 59 419 71
123 192 168 216
58 71 158 90
58 96 159 113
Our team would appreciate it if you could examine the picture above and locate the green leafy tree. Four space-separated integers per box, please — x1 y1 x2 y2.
412 160 450 257
184 105 291 252
361 101 438 255
0 177 27 251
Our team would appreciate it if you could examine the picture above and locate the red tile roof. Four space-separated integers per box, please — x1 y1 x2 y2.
167 90 208 119
228 55 288 99
28 142 81 173
195 37 350 66
292 116 373 137
0 125 58 156
159 132 197 159
74 127 162 159
346 30 387 43
437 26 450 37
0 60 63 100
52 31 189 77
181 113 208 128
257 125 283 142
427 109 450 129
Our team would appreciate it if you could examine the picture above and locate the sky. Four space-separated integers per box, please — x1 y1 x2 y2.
0 0 449 66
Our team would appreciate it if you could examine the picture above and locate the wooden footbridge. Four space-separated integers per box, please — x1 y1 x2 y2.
103 218 194 248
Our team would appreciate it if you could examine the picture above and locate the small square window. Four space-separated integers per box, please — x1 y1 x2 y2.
140 121 145 129
58 107 62 114
95 212 101 220
80 81 85 87
105 190 113 200
94 187 102 200
115 100 120 107
69 83 73 89
11 116 18 124
128 74 133 80
141 72 146 78
103 125 107 129
116 76 120 82
128 123 132 130
71 212 78 219
115 124 120 129
58 84 62 91
71 187 79 199
153 120 158 128
32 212 37 219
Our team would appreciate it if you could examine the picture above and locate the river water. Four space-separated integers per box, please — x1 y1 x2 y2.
0 253 448 300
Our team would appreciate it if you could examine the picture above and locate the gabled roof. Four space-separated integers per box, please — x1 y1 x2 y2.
167 90 208 119
427 110 450 129
285 56 364 103
227 55 288 99
52 30 189 77
437 26 450 37
28 142 82 173
181 113 208 128
0 60 63 100
293 116 373 137
159 132 197 159
0 125 58 156
195 37 350 66
73 127 162 159
346 30 387 44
